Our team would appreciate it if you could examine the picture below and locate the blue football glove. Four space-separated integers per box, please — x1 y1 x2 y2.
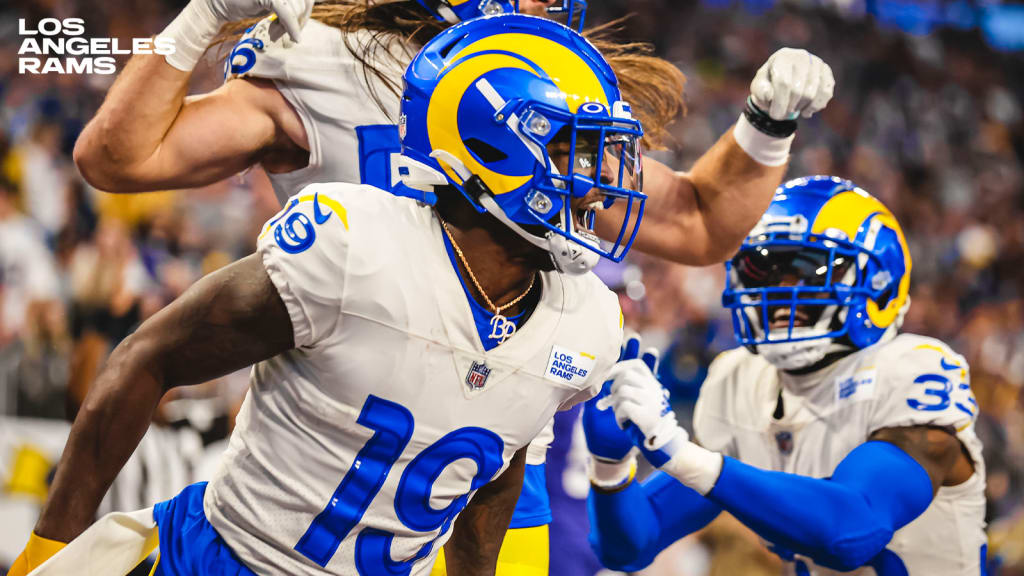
598 339 688 469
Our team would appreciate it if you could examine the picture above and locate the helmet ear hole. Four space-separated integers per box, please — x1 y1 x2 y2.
464 138 509 163
875 287 894 309
438 35 462 58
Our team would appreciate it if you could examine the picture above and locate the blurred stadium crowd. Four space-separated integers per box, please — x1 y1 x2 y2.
0 0 1022 574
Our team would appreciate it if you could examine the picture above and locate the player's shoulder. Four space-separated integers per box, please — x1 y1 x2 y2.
558 270 620 310
260 182 423 248
873 332 964 358
296 181 415 214
553 271 623 349
692 347 768 452
226 19 343 75
255 183 428 346
861 333 979 438
866 333 969 380
701 346 772 399
694 347 773 432
225 17 408 80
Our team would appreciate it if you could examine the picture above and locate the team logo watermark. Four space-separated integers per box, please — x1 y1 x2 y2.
465 361 491 390
17 18 175 75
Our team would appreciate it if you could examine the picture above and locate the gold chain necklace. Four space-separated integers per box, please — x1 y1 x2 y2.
437 213 536 344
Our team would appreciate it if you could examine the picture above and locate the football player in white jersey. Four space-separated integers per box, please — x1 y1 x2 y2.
583 176 987 575
69 0 633 206
71 0 834 267
10 15 642 576
69 0 835 573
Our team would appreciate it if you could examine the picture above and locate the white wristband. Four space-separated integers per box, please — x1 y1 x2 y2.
733 113 795 167
158 0 222 72
660 441 723 496
589 454 637 491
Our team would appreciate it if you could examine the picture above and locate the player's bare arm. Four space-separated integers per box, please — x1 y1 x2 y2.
74 56 307 191
615 142 786 266
600 48 835 266
870 425 976 492
32 254 293 543
443 447 528 576
73 0 311 192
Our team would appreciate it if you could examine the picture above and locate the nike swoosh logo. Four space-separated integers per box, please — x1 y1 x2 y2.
313 193 332 225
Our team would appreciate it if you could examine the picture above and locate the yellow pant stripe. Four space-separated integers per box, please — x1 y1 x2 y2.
430 525 549 576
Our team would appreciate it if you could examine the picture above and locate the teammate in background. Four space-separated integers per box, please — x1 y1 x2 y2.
11 15 639 576
584 176 987 575
71 0 834 267
70 0 660 206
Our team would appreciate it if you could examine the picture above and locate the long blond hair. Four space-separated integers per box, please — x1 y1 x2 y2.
217 1 684 148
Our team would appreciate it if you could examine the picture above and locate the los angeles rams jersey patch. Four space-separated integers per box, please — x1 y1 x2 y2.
544 345 596 387
834 368 877 405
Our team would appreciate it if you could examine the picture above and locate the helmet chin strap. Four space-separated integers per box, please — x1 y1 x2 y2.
429 149 599 275
758 337 840 373
479 194 599 275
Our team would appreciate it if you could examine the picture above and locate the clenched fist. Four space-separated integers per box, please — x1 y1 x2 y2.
750 48 835 121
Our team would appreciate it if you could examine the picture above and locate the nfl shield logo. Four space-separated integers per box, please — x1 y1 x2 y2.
775 431 794 455
466 361 491 390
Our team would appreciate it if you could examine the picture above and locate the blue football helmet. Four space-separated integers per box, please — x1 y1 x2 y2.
398 14 645 275
414 0 588 32
722 176 912 370
529 0 588 32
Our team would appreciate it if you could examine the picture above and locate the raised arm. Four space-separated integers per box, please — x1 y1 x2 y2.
32 254 293 544
442 447 528 576
616 142 785 266
73 0 311 192
601 48 834 265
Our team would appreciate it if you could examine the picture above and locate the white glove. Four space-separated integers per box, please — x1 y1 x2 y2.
159 0 314 71
733 48 834 166
597 359 688 457
208 0 312 39
598 358 723 496
750 47 835 121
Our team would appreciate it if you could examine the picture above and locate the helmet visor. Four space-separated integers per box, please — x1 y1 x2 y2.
732 245 854 290
725 243 859 344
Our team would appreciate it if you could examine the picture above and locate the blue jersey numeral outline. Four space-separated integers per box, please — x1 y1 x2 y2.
295 395 506 573
295 396 415 567
906 373 952 412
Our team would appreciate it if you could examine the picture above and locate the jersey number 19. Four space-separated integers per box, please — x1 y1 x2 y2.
294 395 505 574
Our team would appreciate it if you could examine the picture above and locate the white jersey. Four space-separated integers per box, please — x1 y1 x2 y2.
694 334 986 576
225 18 560 469
205 184 622 575
226 19 412 203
